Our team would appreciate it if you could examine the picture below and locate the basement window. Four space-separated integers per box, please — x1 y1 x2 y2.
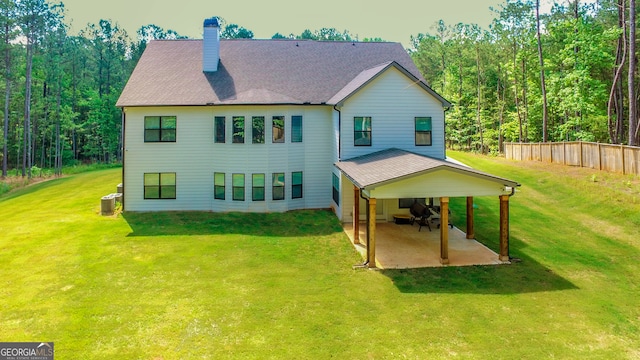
144 173 176 199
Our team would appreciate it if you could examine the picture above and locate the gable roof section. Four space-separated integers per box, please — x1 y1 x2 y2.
327 61 450 107
117 39 449 107
335 148 520 190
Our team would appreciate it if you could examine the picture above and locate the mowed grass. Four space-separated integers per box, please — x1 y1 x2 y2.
0 157 639 359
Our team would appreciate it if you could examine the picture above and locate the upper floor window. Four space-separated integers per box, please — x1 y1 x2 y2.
214 116 225 143
252 173 265 201
144 173 176 199
291 115 302 143
144 116 176 142
233 116 245 143
354 116 371 146
272 116 285 143
232 173 245 201
292 171 303 199
214 172 225 200
415 117 432 146
252 116 265 144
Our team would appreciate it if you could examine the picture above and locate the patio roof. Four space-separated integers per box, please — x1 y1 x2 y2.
334 148 520 197
336 149 519 267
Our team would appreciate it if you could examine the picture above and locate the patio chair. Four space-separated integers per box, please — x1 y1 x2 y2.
409 202 431 232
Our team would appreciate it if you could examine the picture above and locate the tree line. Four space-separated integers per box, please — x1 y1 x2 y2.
5 0 639 179
410 0 640 153
0 0 383 179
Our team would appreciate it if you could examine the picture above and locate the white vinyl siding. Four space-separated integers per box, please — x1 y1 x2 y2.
339 67 446 160
123 105 333 212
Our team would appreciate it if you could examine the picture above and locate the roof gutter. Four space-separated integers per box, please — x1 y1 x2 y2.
120 108 126 211
334 105 342 160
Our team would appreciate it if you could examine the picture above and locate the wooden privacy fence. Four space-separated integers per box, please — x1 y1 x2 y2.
504 142 640 176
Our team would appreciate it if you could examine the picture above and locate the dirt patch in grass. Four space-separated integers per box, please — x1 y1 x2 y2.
0 174 61 196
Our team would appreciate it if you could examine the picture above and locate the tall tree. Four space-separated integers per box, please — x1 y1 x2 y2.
535 0 549 142
0 0 15 177
608 0 626 144
629 0 637 145
18 0 48 177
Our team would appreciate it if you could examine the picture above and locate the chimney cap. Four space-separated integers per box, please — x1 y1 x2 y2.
204 17 219 27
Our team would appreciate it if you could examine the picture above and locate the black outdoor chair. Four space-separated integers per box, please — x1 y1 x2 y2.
409 202 431 232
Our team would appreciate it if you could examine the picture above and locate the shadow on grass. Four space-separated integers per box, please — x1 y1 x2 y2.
381 236 577 295
122 209 344 237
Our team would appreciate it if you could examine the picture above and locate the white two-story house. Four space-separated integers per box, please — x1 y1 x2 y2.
117 18 518 266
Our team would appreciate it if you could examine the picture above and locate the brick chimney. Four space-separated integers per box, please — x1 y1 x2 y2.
203 17 220 72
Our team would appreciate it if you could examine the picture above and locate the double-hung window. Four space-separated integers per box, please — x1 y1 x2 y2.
332 173 340 205
214 172 225 200
232 116 245 143
272 173 285 200
415 117 432 146
272 116 285 143
292 172 303 199
144 116 176 142
252 174 265 201
252 116 265 144
144 173 176 199
354 116 371 146
232 174 245 201
214 116 225 143
291 115 302 143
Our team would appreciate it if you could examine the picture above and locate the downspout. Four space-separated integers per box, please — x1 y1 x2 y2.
121 108 126 211
334 105 341 160
443 104 451 158
358 188 370 267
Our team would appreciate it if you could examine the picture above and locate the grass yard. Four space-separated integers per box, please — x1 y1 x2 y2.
0 155 639 359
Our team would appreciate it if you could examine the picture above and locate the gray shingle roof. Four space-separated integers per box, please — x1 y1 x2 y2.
335 148 520 189
116 39 450 107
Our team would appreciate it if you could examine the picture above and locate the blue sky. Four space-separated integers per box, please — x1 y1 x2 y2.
60 0 508 47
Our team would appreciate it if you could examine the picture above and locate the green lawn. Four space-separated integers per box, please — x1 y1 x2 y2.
1 155 639 359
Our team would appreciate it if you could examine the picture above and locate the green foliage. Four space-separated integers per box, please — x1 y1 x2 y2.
411 1 632 150
220 23 254 39
295 28 353 41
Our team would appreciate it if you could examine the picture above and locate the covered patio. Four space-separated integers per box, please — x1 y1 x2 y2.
335 148 520 268
343 222 502 268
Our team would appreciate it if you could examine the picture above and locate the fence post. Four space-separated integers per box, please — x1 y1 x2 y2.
563 142 567 165
539 142 542 162
598 143 602 170
621 144 626 175
579 142 583 168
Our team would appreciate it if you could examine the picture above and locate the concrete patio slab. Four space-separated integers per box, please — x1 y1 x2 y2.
343 221 506 269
